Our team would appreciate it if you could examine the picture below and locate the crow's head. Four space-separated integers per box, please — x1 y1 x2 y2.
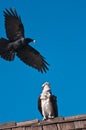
25 38 36 44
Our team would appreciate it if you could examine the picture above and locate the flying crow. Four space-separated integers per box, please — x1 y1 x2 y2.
38 82 58 120
0 8 49 73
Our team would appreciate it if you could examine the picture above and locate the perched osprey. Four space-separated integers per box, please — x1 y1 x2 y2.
38 82 58 120
0 8 49 73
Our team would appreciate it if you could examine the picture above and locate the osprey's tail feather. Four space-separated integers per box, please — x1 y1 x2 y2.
0 38 15 61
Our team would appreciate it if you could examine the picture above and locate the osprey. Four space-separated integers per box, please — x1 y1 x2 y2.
38 82 58 120
0 8 49 73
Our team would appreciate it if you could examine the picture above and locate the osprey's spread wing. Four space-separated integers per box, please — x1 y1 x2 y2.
17 44 49 73
4 8 24 41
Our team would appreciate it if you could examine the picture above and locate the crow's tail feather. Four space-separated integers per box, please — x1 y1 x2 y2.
0 38 15 61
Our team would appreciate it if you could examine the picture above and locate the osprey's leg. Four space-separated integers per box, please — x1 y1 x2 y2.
43 117 47 120
42 110 47 120
48 112 54 119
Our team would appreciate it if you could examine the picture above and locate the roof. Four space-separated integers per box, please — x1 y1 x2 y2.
0 114 86 130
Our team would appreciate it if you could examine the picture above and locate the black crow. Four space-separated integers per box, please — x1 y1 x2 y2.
0 8 49 73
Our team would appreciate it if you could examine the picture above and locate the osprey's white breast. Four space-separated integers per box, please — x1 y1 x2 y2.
40 92 54 119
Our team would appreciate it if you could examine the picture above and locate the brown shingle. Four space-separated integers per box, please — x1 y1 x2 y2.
43 124 57 130
12 127 25 130
59 122 75 130
0 114 86 130
0 122 16 129
16 119 38 127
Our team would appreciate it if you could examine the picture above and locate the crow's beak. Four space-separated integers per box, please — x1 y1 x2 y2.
33 40 36 43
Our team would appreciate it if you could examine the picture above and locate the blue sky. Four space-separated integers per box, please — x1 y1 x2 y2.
0 0 86 123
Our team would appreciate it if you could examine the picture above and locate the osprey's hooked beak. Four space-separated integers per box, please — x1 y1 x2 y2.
42 82 50 88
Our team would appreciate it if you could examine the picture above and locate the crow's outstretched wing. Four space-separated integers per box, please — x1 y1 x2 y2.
16 44 49 73
4 8 24 41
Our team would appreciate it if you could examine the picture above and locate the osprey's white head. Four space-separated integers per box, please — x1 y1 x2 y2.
42 82 51 93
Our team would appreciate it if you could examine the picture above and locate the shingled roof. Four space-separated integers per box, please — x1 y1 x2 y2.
0 114 86 130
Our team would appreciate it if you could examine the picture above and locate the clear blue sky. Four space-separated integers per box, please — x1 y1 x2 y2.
0 0 86 123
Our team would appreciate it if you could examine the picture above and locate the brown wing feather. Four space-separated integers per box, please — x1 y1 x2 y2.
38 96 43 116
0 38 15 61
16 44 49 73
4 8 24 41
50 95 58 117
